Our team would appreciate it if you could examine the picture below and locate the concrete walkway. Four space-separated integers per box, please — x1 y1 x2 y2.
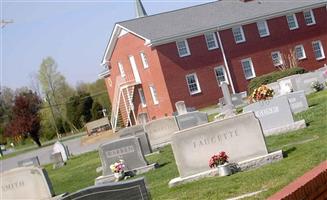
0 134 114 172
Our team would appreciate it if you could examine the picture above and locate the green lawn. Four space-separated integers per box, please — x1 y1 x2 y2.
46 91 327 199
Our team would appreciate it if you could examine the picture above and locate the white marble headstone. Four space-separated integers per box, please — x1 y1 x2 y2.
53 141 68 162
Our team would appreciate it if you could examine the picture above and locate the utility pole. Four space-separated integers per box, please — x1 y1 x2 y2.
45 93 60 140
1 19 14 28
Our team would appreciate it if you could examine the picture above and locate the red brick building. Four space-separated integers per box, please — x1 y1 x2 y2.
99 0 327 131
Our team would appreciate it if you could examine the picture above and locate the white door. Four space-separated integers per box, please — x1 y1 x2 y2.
128 55 141 83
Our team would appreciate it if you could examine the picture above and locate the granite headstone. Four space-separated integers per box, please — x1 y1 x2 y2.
144 117 179 148
99 137 148 176
176 111 208 130
0 166 55 200
118 125 152 155
62 177 149 200
17 156 40 167
171 112 268 178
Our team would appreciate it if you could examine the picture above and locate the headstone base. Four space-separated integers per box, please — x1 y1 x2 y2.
152 141 171 150
264 120 306 136
95 163 157 185
168 150 283 187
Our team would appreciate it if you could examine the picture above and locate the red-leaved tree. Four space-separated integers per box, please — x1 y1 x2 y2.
5 90 42 147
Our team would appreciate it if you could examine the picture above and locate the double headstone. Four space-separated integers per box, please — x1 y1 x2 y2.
243 96 306 136
17 156 40 167
144 116 179 149
95 137 156 185
283 90 309 114
63 177 150 200
169 112 283 187
0 166 55 200
118 125 152 155
176 111 208 130
294 72 325 94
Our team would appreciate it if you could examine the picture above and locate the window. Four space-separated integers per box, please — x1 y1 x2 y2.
294 45 306 60
303 10 316 26
312 41 325 60
241 58 256 80
232 26 246 43
205 32 219 50
256 20 270 37
271 51 283 66
185 73 201 95
138 88 146 107
149 85 159 105
118 62 125 77
286 14 299 30
214 66 228 85
140 52 149 69
176 40 191 57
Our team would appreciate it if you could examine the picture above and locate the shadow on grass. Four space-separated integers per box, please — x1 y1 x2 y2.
156 162 170 169
283 147 297 158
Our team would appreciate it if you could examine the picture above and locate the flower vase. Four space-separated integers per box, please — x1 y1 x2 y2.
218 164 231 177
114 172 124 182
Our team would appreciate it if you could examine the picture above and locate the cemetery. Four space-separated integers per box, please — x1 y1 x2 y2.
1 66 327 199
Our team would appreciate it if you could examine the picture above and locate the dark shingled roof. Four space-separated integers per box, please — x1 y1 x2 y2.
119 0 327 43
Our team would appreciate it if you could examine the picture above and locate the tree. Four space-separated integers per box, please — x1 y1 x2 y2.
0 87 14 144
66 92 93 129
38 57 77 134
91 102 103 120
4 90 42 146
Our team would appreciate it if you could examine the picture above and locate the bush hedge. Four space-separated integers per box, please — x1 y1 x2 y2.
248 67 306 94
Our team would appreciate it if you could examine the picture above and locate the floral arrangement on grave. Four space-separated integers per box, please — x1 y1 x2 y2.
110 160 125 181
311 81 324 92
249 85 274 103
209 151 229 168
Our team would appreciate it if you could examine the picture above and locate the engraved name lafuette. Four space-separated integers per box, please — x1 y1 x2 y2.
192 129 238 149
2 180 25 192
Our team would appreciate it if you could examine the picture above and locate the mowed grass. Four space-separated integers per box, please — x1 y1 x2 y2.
46 90 327 199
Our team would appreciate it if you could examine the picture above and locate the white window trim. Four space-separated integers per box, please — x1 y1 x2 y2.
118 62 125 78
205 32 219 50
241 58 256 80
303 9 316 26
138 88 147 108
176 39 191 57
312 40 325 60
294 45 306 60
185 73 201 95
140 52 149 69
271 51 283 66
232 26 246 44
256 20 270 37
214 66 229 85
149 85 159 105
286 14 299 30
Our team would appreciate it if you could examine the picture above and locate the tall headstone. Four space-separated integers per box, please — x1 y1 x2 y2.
63 178 150 199
50 152 65 169
17 156 40 167
243 96 306 135
176 111 208 130
118 125 152 155
0 167 55 200
221 82 233 106
144 117 179 149
175 101 188 115
53 141 69 162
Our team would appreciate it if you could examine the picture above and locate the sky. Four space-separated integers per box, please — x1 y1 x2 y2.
1 0 213 90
